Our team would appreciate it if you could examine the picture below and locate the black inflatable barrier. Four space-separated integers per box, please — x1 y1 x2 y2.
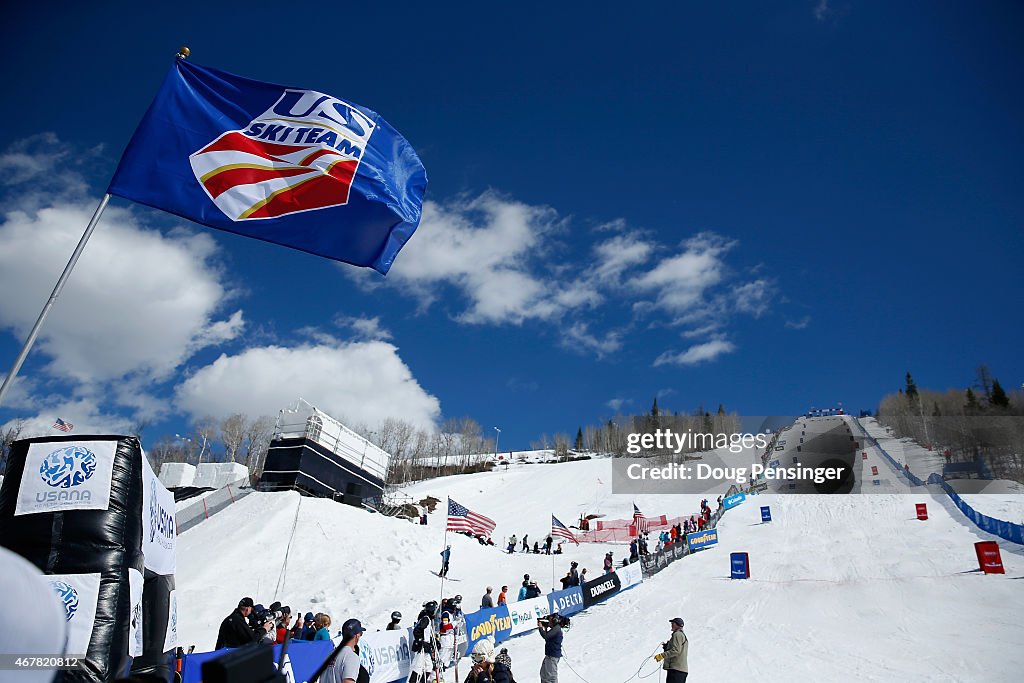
0 435 147 683
130 571 175 681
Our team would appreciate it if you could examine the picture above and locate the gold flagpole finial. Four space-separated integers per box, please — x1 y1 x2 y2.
177 46 191 59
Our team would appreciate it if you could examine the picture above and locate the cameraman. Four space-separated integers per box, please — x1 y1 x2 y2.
536 612 564 683
215 597 260 649
655 617 688 682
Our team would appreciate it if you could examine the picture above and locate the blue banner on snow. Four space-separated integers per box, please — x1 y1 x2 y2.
464 605 512 653
547 587 585 617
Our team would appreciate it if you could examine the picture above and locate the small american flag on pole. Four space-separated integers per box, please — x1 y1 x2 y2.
447 498 496 536
551 515 579 545
53 418 74 433
632 503 649 533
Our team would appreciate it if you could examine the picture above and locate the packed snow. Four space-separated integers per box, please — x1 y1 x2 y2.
175 436 1024 682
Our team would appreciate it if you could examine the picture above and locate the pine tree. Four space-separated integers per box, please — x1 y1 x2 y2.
932 402 941 417
990 380 1010 409
651 398 660 418
575 427 583 451
717 404 725 416
905 372 919 401
964 388 981 414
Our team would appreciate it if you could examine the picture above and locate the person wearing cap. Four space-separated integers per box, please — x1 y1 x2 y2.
386 611 402 630
467 638 496 683
493 647 515 683
323 618 369 683
655 618 688 681
481 586 495 609
537 612 563 682
215 597 260 649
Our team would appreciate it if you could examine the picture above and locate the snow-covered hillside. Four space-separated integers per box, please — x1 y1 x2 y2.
175 441 1024 681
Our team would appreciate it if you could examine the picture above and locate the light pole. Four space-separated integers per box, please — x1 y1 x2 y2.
493 426 501 460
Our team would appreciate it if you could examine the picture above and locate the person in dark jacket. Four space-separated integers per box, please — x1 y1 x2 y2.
215 597 259 649
493 647 515 683
537 613 563 682
386 611 402 630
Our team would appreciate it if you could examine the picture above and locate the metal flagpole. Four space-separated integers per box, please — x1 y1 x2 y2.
0 193 111 407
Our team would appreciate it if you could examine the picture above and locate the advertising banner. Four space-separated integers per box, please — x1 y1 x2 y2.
129 567 144 657
464 605 512 653
760 506 772 523
507 596 549 636
15 441 118 516
730 552 750 579
723 492 746 509
687 528 719 552
163 589 178 653
640 551 663 577
359 627 413 683
547 587 584 617
582 572 622 607
47 572 101 655
618 562 643 589
141 453 177 576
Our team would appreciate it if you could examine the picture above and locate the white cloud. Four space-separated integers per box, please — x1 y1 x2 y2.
174 341 441 431
629 232 735 315
561 322 624 358
336 315 393 341
606 398 630 412
733 279 775 318
654 339 737 367
814 0 831 22
592 231 655 284
785 316 811 330
0 202 243 386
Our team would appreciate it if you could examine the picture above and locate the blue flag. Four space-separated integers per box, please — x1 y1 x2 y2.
108 58 427 274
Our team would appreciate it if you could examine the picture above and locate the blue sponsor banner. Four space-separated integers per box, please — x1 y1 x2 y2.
730 552 750 579
182 640 334 683
463 605 512 653
547 587 585 617
760 505 771 523
687 528 719 551
723 492 746 509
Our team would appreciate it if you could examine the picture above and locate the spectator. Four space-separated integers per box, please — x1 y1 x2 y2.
508 535 517 554
568 562 580 587
481 586 495 609
545 535 553 554
313 614 333 641
497 586 508 606
323 618 368 683
290 612 306 640
656 617 688 682
386 611 402 631
580 568 588 584
533 541 541 554
554 542 564 554
275 610 293 644
522 534 530 552
603 552 613 574
537 613 564 683
559 571 572 590
215 597 259 650
493 647 515 683
300 611 317 640
518 580 529 601
629 539 639 564
467 638 496 683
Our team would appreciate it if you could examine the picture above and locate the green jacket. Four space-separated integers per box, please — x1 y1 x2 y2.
663 629 688 672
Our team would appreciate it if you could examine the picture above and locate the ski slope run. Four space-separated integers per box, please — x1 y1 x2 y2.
176 451 1024 682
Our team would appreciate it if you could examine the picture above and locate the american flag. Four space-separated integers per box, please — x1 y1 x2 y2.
551 515 579 545
53 418 74 433
632 503 650 533
447 498 496 536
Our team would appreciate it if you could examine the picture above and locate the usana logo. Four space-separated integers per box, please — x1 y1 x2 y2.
36 445 97 505
149 478 176 547
49 580 79 622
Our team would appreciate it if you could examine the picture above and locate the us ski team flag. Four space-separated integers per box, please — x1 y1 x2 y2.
108 58 427 275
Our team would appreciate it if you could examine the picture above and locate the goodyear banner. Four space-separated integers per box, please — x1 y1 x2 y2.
582 572 622 607
464 605 512 653
547 587 584 617
723 492 746 510
507 596 549 637
108 59 427 275
687 528 719 551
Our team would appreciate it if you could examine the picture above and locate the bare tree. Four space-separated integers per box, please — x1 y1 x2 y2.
193 417 218 463
243 416 275 475
1 419 25 475
220 413 247 463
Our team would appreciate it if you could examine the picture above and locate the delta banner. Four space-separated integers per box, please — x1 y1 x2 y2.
687 528 719 552
507 596 550 636
582 572 622 608
547 587 585 617
464 605 512 654
108 59 428 275
723 492 746 510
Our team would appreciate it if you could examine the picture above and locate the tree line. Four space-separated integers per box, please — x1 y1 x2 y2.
876 365 1024 482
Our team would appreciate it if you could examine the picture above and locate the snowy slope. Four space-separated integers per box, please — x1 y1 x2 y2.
175 444 1024 681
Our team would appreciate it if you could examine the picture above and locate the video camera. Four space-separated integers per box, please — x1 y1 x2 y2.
538 614 571 629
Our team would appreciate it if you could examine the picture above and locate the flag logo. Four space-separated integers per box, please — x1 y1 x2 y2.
189 89 376 221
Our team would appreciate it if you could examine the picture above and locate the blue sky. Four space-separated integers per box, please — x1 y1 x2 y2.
0 1 1021 450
